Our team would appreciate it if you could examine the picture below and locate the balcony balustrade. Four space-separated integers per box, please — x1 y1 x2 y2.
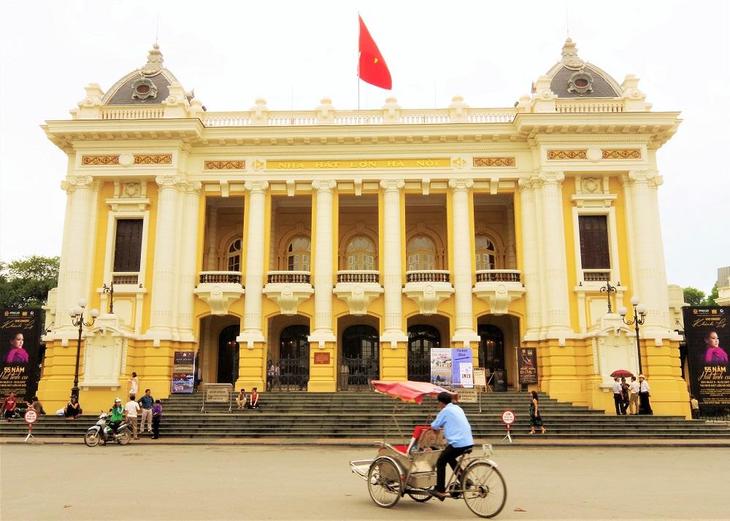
583 269 611 282
193 271 244 315
405 270 451 283
475 270 521 283
403 270 454 315
111 272 139 285
199 271 242 284
334 271 383 316
473 269 525 315
263 271 313 315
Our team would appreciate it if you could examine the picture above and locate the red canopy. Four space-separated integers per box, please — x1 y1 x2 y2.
371 380 454 404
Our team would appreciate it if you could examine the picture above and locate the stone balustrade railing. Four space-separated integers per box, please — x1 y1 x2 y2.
267 271 311 284
405 270 451 283
199 271 242 284
475 270 522 283
336 270 380 284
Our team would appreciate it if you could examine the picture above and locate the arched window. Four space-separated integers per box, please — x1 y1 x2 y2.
407 235 436 271
287 236 311 271
227 238 242 272
345 235 376 270
475 235 497 270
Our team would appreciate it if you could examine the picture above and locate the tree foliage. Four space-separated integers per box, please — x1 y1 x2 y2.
0 256 60 309
683 285 720 307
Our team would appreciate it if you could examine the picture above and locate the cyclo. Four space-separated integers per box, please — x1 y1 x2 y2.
350 380 507 518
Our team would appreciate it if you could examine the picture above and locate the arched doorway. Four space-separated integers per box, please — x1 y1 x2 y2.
342 325 379 389
280 325 310 390
408 324 441 381
478 324 506 389
217 325 240 385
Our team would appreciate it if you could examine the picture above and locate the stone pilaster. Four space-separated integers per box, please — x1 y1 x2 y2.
238 180 269 346
449 179 480 346
147 175 185 342
518 178 542 339
308 180 337 347
176 182 202 342
379 179 408 346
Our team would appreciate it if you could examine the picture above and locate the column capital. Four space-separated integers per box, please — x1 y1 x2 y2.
311 179 337 192
155 175 186 189
61 175 95 193
537 171 565 185
627 170 662 187
448 178 474 191
183 181 202 194
244 180 269 193
380 179 405 192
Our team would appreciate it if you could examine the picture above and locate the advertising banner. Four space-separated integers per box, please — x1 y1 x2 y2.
683 306 730 409
430 348 452 386
518 347 538 385
451 348 473 388
171 351 195 394
0 309 43 400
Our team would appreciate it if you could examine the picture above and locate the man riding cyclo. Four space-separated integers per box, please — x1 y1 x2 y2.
429 391 474 500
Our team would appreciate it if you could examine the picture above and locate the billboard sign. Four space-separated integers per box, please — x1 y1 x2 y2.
0 309 43 400
683 306 730 409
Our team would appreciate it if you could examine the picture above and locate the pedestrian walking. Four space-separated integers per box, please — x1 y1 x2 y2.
529 390 546 434
151 399 163 439
638 374 653 415
125 394 141 439
139 389 154 434
628 376 640 415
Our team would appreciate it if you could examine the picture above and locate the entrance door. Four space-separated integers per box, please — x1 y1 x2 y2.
217 325 240 384
279 325 310 390
408 325 440 382
341 325 379 389
478 324 506 389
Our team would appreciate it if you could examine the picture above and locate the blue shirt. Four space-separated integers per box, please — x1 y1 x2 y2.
431 403 474 448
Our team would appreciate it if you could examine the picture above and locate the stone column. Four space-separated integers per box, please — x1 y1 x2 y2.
379 179 408 346
176 182 201 342
626 171 671 335
55 175 98 335
308 180 337 345
518 178 542 339
239 181 269 346
536 171 571 338
449 179 480 346
147 175 184 342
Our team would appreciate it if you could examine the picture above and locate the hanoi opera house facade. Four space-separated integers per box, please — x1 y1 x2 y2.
39 40 690 417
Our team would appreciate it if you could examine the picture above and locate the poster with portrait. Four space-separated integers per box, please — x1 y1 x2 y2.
171 350 195 393
430 348 452 386
683 306 730 409
518 347 538 385
0 309 43 400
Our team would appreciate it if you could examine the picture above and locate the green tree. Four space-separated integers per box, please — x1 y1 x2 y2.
683 286 706 306
0 256 60 309
703 284 719 306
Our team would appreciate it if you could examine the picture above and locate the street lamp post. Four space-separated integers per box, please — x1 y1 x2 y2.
69 299 99 400
600 281 619 313
619 297 647 375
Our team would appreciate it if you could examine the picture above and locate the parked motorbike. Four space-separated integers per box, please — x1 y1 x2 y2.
84 412 131 446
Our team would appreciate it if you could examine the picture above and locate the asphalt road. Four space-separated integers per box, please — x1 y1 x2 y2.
1 444 726 520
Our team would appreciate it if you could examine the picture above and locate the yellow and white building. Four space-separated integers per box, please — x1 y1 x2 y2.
39 40 689 416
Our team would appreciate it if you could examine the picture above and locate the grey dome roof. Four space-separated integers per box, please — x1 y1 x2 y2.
102 45 182 105
544 39 621 98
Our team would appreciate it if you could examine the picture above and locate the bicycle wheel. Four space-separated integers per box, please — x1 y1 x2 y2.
367 458 402 508
84 430 100 447
117 428 131 446
461 461 507 518
407 490 432 502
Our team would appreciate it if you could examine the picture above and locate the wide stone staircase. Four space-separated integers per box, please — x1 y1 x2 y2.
2 391 730 441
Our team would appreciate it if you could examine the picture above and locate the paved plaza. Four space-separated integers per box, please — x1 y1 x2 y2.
1 444 727 520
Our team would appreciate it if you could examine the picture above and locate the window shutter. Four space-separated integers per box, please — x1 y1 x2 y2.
578 216 610 269
113 219 143 272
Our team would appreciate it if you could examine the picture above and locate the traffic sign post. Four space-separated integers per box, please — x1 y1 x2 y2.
500 410 515 444
24 409 38 443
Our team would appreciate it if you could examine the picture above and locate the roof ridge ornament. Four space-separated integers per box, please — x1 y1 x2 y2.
561 38 585 71
142 43 164 75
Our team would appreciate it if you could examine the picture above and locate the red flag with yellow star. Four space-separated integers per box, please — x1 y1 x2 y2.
358 16 392 90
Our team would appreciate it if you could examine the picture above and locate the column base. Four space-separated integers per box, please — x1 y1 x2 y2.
381 341 408 381
237 341 266 391
308 341 337 392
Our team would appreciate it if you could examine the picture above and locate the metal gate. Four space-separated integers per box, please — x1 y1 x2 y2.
276 325 310 391
340 325 379 390
408 325 441 382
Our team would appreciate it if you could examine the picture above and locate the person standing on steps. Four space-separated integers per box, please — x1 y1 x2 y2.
128 371 139 398
139 389 154 435
529 391 546 434
612 377 624 415
638 374 653 415
125 394 141 439
151 399 163 439
628 376 640 415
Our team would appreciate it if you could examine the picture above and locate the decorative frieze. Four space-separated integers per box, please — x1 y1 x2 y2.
267 158 449 170
547 149 587 160
82 155 119 166
135 154 172 165
204 160 246 170
473 157 515 167
602 149 641 160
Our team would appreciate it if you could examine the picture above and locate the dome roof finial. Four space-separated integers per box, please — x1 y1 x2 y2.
142 43 164 75
561 38 585 71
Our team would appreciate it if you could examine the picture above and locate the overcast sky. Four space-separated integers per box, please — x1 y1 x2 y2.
0 0 728 294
